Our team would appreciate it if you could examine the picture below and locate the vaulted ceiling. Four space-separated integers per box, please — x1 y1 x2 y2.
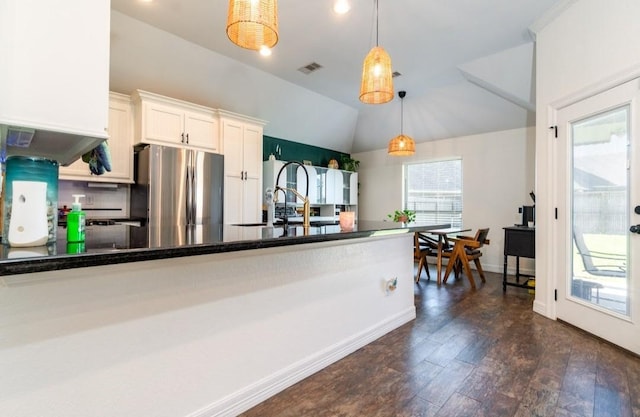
110 0 565 154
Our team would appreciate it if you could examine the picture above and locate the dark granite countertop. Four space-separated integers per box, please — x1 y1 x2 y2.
0 221 450 277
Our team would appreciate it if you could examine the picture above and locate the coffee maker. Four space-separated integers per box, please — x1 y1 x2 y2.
520 205 535 227
520 191 535 227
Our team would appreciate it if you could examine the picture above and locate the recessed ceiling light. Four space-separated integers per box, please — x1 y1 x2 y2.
333 0 351 14
260 45 272 57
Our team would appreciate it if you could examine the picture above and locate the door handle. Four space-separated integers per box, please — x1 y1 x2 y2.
630 224 640 234
635 205 640 215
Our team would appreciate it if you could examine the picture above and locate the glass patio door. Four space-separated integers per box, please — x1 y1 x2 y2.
555 78 640 355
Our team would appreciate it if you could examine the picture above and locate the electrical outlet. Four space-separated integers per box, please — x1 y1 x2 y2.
85 195 95 206
385 277 398 295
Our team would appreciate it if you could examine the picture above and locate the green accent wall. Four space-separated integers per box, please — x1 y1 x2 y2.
263 136 349 168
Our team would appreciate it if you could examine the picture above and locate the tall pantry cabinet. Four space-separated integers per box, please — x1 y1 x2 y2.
220 111 266 224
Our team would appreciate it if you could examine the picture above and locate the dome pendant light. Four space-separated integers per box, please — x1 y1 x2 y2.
227 0 279 51
388 91 415 156
359 0 393 104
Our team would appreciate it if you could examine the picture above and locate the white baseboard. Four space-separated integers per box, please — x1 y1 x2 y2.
188 306 417 417
471 262 535 277
533 299 549 317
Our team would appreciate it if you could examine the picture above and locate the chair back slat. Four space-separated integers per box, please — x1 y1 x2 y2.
474 228 490 248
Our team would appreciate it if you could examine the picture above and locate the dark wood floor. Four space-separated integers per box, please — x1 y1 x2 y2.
240 267 640 417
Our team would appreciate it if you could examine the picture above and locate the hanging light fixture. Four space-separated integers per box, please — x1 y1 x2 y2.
359 0 393 104
226 0 279 51
388 91 415 156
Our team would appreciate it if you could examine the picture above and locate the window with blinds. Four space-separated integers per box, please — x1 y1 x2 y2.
404 159 462 228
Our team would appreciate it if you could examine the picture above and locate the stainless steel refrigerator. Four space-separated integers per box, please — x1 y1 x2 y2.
130 144 224 246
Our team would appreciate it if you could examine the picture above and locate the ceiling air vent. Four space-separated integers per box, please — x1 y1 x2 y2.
298 62 323 75
392 71 402 78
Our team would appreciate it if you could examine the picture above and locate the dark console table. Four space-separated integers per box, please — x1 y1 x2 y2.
503 226 535 292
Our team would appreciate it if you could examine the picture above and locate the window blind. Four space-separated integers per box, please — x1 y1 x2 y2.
404 159 462 228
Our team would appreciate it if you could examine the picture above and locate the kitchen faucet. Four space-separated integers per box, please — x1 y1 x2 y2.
273 161 310 228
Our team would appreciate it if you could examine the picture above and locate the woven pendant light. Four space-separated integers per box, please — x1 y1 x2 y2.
388 91 415 156
227 0 279 51
359 0 393 104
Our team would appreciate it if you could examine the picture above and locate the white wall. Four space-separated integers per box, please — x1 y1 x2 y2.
353 126 536 275
0 236 415 417
58 181 129 219
109 11 358 154
534 0 640 317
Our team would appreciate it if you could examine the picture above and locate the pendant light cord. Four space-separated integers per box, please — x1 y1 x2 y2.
375 0 379 46
400 96 404 135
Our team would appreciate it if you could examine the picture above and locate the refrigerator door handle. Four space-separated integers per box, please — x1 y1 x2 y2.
185 150 194 224
190 153 197 224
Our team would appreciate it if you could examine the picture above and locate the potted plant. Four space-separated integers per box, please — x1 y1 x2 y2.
340 155 360 172
388 209 416 224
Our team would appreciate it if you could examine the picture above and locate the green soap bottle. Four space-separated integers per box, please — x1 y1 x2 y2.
67 194 86 243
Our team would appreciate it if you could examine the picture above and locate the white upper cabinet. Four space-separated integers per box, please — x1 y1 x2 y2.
221 112 266 224
0 0 110 165
59 93 134 183
263 160 287 204
298 165 315 204
132 90 219 153
263 160 358 220
348 171 358 205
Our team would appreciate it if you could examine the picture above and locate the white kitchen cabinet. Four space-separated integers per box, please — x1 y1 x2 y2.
221 112 266 224
59 93 134 183
347 171 358 205
263 160 288 204
308 167 341 205
263 160 358 221
263 159 306 205
297 165 315 204
132 90 219 152
327 168 343 205
0 0 110 165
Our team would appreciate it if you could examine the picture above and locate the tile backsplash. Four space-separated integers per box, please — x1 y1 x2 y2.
58 181 129 219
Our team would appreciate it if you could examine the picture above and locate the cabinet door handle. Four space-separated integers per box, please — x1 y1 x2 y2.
186 133 189 144
181 133 185 143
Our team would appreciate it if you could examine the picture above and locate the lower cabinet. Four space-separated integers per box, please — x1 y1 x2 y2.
59 92 134 183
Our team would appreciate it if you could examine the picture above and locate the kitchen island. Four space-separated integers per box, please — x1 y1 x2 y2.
1 221 447 417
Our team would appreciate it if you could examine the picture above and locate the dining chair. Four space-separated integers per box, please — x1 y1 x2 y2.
443 228 490 289
414 233 438 282
415 233 458 284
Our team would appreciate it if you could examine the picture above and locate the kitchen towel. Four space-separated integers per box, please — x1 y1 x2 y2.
82 141 112 175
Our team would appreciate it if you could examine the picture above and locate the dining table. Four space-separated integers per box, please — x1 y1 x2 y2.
419 227 471 284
